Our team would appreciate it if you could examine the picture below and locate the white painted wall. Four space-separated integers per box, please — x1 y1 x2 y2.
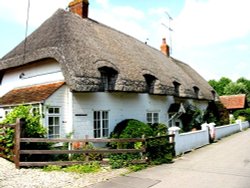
175 130 210 155
44 85 71 138
215 122 249 140
0 59 64 97
72 92 175 138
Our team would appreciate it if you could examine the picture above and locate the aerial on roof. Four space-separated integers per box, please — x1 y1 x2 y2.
219 94 247 110
0 7 214 100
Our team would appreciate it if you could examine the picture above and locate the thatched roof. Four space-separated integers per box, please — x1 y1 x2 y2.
0 9 215 100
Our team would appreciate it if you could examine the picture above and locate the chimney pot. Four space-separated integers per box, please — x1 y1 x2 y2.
68 0 89 18
160 38 170 57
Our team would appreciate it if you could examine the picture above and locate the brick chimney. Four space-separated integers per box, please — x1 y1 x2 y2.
68 0 89 18
160 38 170 57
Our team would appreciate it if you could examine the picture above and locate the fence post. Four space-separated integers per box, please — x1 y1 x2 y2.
85 135 89 162
141 135 145 160
14 118 21 169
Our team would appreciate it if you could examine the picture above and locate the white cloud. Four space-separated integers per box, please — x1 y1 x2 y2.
0 0 69 28
172 0 250 49
90 2 148 45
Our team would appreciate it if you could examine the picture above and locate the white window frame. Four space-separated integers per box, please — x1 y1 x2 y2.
47 107 61 138
93 110 109 138
147 112 160 125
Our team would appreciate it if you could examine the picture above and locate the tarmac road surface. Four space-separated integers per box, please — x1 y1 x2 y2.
86 129 250 188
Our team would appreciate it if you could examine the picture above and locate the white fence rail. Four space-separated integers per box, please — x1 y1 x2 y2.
170 121 249 156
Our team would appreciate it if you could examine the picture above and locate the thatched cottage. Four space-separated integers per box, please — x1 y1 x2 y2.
0 0 216 138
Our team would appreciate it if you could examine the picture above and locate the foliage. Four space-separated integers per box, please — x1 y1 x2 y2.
0 127 15 160
111 119 153 139
43 165 62 171
208 77 232 96
180 104 203 131
63 162 101 173
146 136 174 164
109 153 140 169
43 162 101 173
233 108 250 122
203 101 229 126
71 143 103 162
208 76 250 101
0 105 49 161
1 105 46 137
224 82 248 96
109 119 173 168
128 164 148 172
150 123 168 135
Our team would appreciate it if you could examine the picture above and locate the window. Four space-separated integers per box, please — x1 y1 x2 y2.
93 111 109 138
144 74 157 93
211 90 216 100
193 86 200 98
173 81 181 95
98 67 118 91
48 107 60 138
147 112 159 125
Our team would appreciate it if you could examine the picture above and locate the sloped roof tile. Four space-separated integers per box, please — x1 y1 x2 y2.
219 94 247 110
0 82 65 106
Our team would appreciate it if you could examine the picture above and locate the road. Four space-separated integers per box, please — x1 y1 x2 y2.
86 129 250 188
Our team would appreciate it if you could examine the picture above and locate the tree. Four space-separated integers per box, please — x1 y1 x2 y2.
236 77 250 101
208 77 232 95
224 82 248 96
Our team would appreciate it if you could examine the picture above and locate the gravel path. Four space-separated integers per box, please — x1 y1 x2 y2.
0 157 129 188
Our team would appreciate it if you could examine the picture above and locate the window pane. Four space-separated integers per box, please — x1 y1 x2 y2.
49 126 53 134
48 117 53 125
48 108 54 114
103 120 108 128
103 111 108 119
147 113 152 123
54 108 60 114
55 117 59 125
55 126 60 134
103 129 108 137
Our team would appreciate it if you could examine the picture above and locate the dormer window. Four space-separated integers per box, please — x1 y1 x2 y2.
143 74 157 93
193 86 200 98
173 81 181 96
98 67 118 91
211 90 216 100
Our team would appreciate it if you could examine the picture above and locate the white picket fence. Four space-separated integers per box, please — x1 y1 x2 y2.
171 121 249 156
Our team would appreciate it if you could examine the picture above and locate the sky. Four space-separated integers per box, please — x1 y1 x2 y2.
0 0 250 81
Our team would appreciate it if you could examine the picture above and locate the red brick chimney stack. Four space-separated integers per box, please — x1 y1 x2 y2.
160 38 170 57
68 0 89 18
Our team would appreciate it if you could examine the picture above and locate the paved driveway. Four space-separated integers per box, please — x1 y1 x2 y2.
86 129 250 188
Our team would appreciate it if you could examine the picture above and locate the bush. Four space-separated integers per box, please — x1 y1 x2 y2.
111 119 153 139
0 105 50 161
233 108 250 122
109 119 173 168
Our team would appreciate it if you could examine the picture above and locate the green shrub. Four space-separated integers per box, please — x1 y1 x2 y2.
109 153 140 169
112 119 153 139
233 108 250 121
0 127 15 160
146 136 174 164
0 105 50 161
43 162 101 173
109 119 174 168
63 162 101 173
128 164 148 172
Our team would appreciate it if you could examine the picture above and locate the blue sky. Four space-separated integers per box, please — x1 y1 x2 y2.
0 0 250 81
